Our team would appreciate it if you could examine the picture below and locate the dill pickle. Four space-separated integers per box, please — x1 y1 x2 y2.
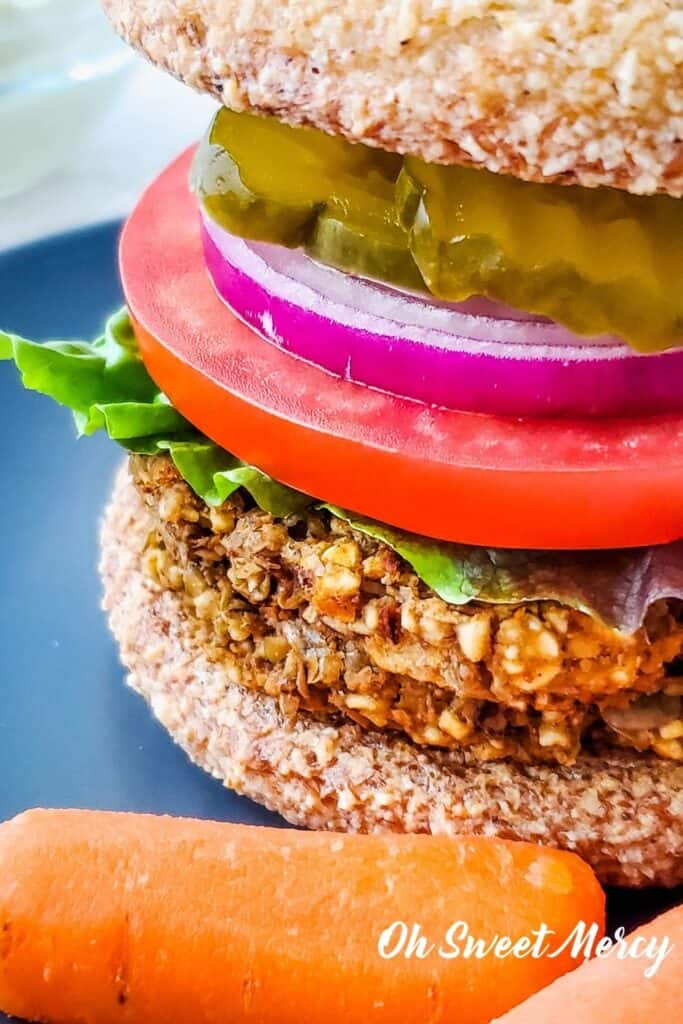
194 109 683 351
193 108 423 291
398 159 683 351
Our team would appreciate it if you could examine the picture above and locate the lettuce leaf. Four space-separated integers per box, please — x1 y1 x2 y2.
0 311 308 518
3 309 683 633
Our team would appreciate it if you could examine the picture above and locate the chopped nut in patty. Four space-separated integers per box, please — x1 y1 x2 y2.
130 454 683 766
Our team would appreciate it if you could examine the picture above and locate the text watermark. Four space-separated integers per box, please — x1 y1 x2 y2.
377 920 673 978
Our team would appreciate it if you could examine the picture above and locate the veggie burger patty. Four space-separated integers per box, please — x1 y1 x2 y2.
131 454 683 768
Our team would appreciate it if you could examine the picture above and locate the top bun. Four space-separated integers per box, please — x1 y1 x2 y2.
104 0 683 197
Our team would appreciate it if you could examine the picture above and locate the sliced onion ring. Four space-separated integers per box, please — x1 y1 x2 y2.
200 211 683 418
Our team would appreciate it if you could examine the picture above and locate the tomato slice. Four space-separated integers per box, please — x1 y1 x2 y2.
120 149 683 550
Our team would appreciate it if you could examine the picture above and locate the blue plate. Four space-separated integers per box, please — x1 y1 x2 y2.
0 223 679 1021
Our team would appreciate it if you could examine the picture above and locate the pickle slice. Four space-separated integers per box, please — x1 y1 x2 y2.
193 108 423 291
194 108 683 352
398 159 683 352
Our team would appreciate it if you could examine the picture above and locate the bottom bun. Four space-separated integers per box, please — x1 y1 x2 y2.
100 464 683 887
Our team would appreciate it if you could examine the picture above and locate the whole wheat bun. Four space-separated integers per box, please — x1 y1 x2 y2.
100 465 683 888
103 0 683 197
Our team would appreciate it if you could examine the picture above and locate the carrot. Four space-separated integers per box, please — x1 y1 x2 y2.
492 902 682 1023
0 809 604 1024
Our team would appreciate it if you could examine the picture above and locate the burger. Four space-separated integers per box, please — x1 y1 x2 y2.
2 0 683 887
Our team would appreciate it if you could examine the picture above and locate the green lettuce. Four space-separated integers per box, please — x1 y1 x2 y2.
0 311 308 518
3 310 683 633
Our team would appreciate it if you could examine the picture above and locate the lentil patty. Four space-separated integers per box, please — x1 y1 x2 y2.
130 454 683 767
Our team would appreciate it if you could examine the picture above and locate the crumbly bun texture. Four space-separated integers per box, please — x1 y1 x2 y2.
103 0 683 196
100 464 683 887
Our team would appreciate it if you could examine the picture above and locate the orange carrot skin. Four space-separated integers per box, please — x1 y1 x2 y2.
493 903 682 1024
0 809 605 1024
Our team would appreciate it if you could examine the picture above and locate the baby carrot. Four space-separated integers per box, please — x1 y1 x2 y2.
492 903 681 1023
0 809 604 1024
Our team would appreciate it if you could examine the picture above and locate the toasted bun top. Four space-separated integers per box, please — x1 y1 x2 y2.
105 0 683 196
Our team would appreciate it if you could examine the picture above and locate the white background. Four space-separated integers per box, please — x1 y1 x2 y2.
0 60 217 252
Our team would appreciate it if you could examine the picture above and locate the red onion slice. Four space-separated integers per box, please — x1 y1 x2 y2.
200 211 683 418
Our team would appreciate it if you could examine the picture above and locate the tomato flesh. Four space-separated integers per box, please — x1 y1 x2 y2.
119 149 683 550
